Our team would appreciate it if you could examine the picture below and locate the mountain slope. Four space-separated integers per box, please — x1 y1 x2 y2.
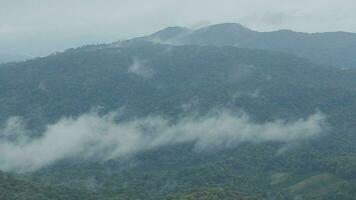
2 41 356 128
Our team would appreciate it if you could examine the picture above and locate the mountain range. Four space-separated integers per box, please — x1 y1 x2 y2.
139 23 356 68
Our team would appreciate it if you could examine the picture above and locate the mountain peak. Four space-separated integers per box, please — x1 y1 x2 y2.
196 23 253 33
149 26 191 41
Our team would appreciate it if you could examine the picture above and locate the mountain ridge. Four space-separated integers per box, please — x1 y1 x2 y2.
139 23 356 68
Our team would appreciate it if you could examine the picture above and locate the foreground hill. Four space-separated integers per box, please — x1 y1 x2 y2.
0 171 98 200
168 188 253 200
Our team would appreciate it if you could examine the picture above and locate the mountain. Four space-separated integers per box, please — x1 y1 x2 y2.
1 28 356 199
141 23 356 68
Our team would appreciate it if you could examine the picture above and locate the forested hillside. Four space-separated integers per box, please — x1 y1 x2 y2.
1 26 356 199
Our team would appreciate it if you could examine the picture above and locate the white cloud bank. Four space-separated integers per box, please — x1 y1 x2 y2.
0 110 326 173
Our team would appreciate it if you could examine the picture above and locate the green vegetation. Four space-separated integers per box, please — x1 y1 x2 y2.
168 188 253 200
0 171 98 200
289 173 346 199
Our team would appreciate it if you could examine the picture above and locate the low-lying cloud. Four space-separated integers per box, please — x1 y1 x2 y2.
128 58 154 78
0 110 326 173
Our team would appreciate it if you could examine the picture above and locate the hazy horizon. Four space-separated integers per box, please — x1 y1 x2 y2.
1 0 356 57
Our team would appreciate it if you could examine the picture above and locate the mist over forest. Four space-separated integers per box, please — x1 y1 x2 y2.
1 1 356 199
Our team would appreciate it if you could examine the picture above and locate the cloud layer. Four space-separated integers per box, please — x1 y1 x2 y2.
128 58 154 78
0 110 326 173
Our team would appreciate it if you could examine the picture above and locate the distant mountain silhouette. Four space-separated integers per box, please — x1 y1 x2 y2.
0 52 31 63
141 23 356 68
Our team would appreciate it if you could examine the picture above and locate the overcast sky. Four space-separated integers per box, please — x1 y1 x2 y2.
1 0 356 57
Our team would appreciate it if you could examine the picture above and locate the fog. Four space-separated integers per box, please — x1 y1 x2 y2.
0 110 326 173
128 58 154 79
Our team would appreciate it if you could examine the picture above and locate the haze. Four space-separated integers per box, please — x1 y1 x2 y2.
1 0 356 57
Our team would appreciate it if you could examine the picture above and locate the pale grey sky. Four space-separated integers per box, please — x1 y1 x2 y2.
1 0 356 56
